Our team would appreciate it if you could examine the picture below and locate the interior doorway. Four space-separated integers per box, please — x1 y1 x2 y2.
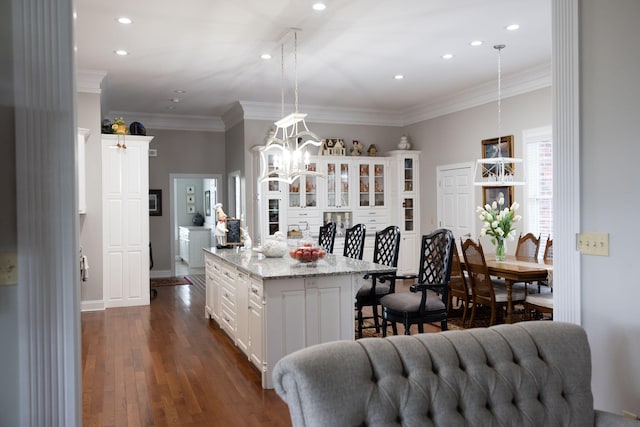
436 162 476 245
169 173 222 276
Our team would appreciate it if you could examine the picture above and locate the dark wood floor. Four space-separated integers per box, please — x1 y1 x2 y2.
81 278 292 427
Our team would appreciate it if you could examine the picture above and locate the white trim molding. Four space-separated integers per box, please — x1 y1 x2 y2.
80 300 105 312
552 0 581 324
76 69 107 94
14 0 81 423
107 110 226 132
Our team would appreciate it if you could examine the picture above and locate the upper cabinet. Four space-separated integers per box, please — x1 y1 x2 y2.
288 160 320 210
323 158 352 210
355 158 389 210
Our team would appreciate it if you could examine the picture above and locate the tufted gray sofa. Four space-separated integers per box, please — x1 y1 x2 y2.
273 322 639 426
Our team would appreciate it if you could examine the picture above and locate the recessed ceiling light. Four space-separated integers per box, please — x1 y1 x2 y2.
470 40 483 47
312 2 326 11
174 90 186 94
394 74 404 80
442 53 454 60
506 24 520 31
170 98 180 103
114 49 128 56
260 53 272 60
117 17 132 24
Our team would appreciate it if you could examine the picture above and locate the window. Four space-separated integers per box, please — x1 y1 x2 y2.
523 126 553 251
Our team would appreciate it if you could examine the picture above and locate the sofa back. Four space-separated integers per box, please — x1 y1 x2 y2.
274 322 596 426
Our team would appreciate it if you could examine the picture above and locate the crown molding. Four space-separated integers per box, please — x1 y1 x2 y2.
221 102 245 130
106 110 225 132
76 69 107 94
237 101 404 127
402 62 551 126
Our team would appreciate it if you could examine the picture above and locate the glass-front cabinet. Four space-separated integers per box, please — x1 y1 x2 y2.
389 150 421 274
324 159 351 210
267 197 283 236
288 160 319 209
355 159 389 209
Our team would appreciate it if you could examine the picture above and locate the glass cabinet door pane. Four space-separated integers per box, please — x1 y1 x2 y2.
289 181 301 207
339 163 349 207
267 153 280 192
374 163 384 206
268 198 280 235
404 157 414 192
306 162 317 207
403 198 414 231
359 163 369 207
327 163 336 207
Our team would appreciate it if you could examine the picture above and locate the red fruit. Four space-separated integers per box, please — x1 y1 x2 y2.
289 249 297 258
303 242 313 247
302 252 312 262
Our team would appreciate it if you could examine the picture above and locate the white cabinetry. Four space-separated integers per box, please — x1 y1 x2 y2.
179 226 211 268
102 134 153 308
389 150 421 274
77 128 90 214
204 252 265 372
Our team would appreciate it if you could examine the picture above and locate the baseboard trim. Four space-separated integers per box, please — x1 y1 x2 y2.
150 269 172 278
81 300 105 312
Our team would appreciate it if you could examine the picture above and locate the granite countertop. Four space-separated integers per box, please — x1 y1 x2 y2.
204 247 396 280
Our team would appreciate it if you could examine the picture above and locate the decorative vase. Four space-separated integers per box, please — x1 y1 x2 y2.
495 239 506 261
398 135 411 150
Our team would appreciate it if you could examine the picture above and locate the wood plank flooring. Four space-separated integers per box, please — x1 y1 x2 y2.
82 278 292 427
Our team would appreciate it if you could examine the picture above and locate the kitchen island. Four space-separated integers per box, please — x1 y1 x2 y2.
203 247 395 388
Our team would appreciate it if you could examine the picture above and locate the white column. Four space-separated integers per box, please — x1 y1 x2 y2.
552 0 581 324
13 0 80 424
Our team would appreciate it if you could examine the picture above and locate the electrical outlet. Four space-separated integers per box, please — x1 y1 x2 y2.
0 252 18 286
577 232 609 256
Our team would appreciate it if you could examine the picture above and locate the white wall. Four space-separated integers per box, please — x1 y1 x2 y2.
405 87 552 249
580 0 640 415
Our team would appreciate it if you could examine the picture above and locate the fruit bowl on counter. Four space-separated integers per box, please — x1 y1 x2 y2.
289 243 327 264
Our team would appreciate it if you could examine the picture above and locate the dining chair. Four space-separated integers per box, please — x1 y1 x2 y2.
544 238 553 261
318 222 336 254
524 292 553 320
355 225 400 338
343 223 366 260
461 238 526 326
447 244 471 327
515 233 541 259
380 229 455 335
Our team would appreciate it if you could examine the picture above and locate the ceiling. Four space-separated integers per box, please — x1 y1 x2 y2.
75 0 551 125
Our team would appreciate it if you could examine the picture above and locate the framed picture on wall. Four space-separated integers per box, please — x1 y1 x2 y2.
205 191 211 216
481 135 514 177
149 189 162 216
482 186 513 208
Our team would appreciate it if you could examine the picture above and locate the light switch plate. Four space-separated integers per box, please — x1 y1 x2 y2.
577 232 609 256
0 252 18 285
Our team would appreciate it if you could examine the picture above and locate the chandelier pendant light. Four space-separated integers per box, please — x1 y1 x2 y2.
474 44 525 186
258 30 324 184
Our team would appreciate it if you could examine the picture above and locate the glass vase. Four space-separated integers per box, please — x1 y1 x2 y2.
495 239 506 261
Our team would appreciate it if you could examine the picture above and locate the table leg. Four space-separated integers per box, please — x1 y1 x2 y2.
505 280 513 324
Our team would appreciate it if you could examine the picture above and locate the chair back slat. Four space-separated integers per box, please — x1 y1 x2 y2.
544 238 553 261
318 222 337 253
449 244 468 296
417 230 454 289
373 226 401 267
343 224 366 260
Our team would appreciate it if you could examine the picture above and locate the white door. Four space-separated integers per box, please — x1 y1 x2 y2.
437 162 475 243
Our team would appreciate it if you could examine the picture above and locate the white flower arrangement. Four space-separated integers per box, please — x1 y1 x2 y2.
476 197 522 245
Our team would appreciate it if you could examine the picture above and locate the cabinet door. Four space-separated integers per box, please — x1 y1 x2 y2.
357 160 387 208
398 233 418 275
236 272 250 354
325 160 351 209
264 195 284 237
263 153 283 195
248 278 264 369
205 254 215 318
288 160 319 209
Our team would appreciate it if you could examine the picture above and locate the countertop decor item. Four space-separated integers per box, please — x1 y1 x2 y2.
112 117 127 135
253 231 288 257
398 134 411 150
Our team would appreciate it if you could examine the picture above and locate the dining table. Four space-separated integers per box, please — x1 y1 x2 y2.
485 255 553 323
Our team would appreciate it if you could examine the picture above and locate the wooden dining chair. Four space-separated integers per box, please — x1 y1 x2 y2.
515 233 541 259
461 238 526 326
318 222 336 254
380 229 455 335
355 225 400 338
544 238 553 261
343 223 366 260
447 244 471 327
